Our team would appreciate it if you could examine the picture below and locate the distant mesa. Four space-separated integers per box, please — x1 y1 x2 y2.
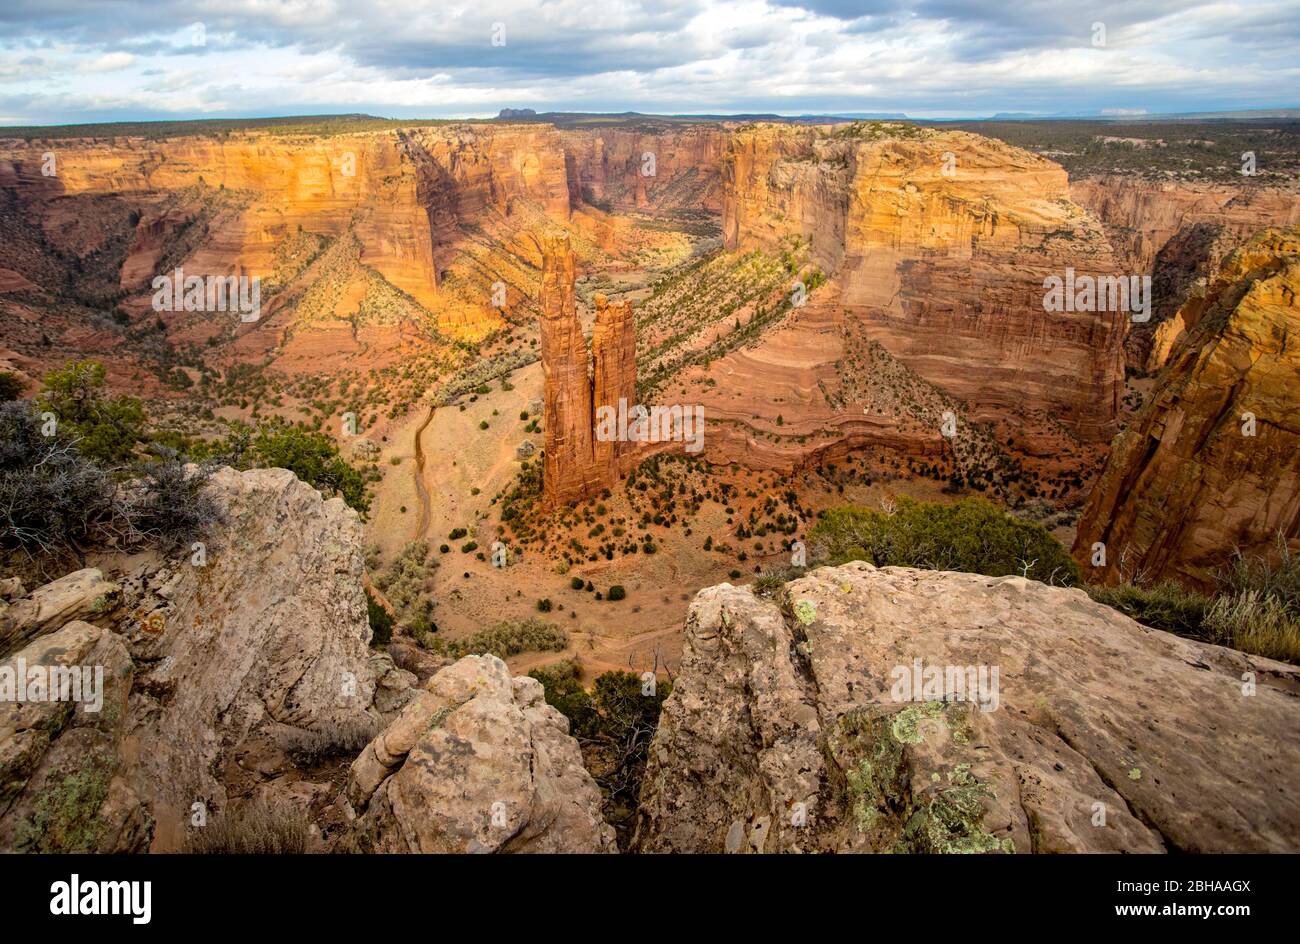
497 108 538 120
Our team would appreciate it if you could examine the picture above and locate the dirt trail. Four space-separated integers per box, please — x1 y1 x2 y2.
413 403 436 539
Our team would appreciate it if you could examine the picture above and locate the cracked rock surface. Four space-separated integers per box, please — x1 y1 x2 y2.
633 561 1300 853
347 654 616 853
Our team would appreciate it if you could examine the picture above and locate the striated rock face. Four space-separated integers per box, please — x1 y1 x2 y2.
721 124 1126 441
539 234 637 506
1072 176 1300 369
120 466 379 835
0 124 577 339
347 654 616 853
539 232 597 507
634 563 1300 853
1073 228 1300 588
561 126 727 210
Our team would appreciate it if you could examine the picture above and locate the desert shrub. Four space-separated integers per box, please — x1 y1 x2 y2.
0 400 121 555
529 659 597 730
752 566 805 597
536 597 553 613
1203 591 1299 663
247 420 369 514
127 450 223 548
530 664 672 849
445 616 567 659
1217 538 1300 613
366 587 394 646
1088 538 1300 664
37 360 147 464
607 585 626 601
809 497 1079 586
571 576 585 590
184 801 312 854
0 371 24 401
276 717 383 766
372 540 435 627
1086 582 1210 638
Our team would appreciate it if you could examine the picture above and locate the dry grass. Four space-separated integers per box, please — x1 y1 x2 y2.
184 801 312 854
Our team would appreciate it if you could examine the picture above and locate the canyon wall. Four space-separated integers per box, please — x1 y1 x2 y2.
0 124 577 324
1072 176 1300 369
721 124 1127 442
561 126 727 210
1073 228 1300 588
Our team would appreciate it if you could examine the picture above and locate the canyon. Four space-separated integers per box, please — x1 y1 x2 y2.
1074 228 1300 588
3 114 1298 602
2 115 1299 859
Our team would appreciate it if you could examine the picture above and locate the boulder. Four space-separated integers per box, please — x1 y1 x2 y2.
634 563 1300 853
0 568 120 657
348 654 616 853
0 620 148 852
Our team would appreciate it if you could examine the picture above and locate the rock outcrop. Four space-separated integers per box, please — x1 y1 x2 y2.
0 567 120 656
120 466 379 833
347 654 616 853
1073 228 1300 588
539 233 637 506
0 620 148 852
591 293 637 473
1 464 616 854
634 562 1300 853
721 123 1126 442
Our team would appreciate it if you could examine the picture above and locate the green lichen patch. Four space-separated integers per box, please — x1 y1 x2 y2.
13 751 114 853
793 599 817 625
899 763 1013 855
834 701 1001 853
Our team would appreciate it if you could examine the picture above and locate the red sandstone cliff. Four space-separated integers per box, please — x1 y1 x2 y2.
721 123 1127 442
1071 176 1300 370
561 127 727 211
592 293 637 475
1073 228 1300 588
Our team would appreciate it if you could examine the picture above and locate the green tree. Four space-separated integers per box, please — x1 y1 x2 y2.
37 360 146 464
248 421 370 514
809 497 1080 586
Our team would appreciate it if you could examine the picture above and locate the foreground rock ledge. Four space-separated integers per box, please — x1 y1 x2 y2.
633 562 1300 853
347 654 616 853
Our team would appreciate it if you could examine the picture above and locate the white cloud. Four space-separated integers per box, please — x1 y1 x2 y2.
0 0 1294 123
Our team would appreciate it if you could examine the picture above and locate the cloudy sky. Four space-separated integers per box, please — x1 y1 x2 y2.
0 0 1296 125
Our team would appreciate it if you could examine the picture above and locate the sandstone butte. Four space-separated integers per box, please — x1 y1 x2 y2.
1074 227 1300 589
719 123 1127 443
538 232 637 507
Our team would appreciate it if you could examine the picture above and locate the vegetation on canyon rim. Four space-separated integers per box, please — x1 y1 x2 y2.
0 358 371 570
